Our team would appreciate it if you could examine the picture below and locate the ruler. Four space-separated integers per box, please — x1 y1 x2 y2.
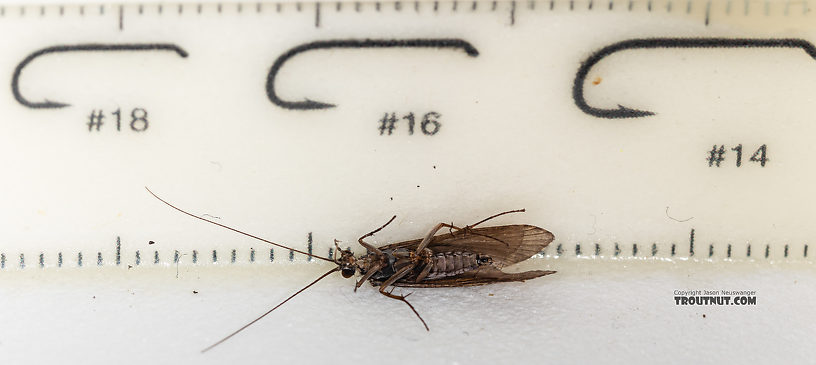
2 1 815 364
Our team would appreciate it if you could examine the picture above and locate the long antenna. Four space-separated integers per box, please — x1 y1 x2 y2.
144 187 334 263
201 267 340 353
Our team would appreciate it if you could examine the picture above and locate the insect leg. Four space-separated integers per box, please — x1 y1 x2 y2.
415 261 433 282
416 223 449 251
357 215 396 254
354 262 385 292
378 264 429 331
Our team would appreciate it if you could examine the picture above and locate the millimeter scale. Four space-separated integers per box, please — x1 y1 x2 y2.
1 0 815 363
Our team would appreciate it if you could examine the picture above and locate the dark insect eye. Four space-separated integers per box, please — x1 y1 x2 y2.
478 256 491 264
341 267 355 278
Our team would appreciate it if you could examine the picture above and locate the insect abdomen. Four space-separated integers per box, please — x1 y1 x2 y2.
425 252 479 280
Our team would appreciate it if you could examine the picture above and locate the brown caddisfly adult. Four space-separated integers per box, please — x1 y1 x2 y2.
145 187 555 352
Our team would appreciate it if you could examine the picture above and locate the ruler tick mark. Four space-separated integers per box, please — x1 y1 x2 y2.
689 229 695 256
231 249 237 263
257 2 262 13
687 0 692 13
315 2 321 27
250 248 256 262
118 5 124 31
595 243 600 256
212 250 217 263
705 1 710 25
671 243 676 256
395 1 402 11
78 252 83 267
39 253 44 268
784 244 789 257
628 0 633 11
434 1 439 11
570 0 574 10
727 244 731 258
135 250 140 265
58 253 63 267
308 232 313 262
336 1 342 11
492 1 497 11
99 4 105 15
556 243 563 256
158 4 163 14
237 3 243 13
178 4 183 15
614 243 620 256
20 253 25 269
98 252 103 266
270 248 275 262
510 1 516 25
289 249 294 261
174 251 180 264
376 2 382 11
453 1 458 11
40 6 45 17
0 253 5 269
154 251 159 264
747 245 752 257
589 0 594 10
609 0 613 10
708 244 713 258
575 244 581 256
192 250 198 264
651 243 658 256
632 243 638 256
805 245 809 257
197 4 202 14
765 245 770 258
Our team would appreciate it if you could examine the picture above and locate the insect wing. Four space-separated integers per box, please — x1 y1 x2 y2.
378 224 554 268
